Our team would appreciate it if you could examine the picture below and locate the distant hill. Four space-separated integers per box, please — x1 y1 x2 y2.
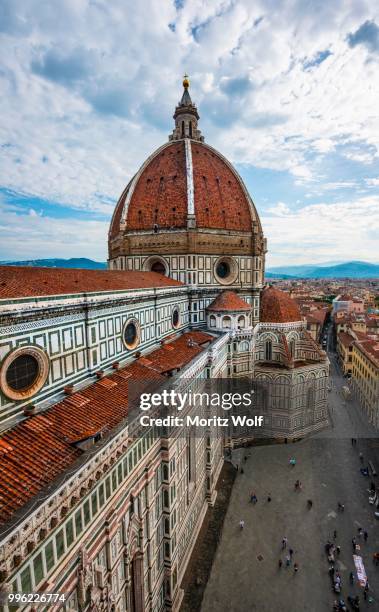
1 258 107 270
265 272 297 279
267 261 379 279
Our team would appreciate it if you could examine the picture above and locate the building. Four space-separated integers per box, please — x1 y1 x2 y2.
0 78 329 612
352 339 379 428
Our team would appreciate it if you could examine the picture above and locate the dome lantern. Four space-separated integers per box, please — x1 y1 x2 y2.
169 75 204 142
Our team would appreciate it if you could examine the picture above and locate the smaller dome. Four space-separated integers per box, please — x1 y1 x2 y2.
260 286 301 323
207 291 251 312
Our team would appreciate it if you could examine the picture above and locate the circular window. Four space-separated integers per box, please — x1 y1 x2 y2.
122 318 140 350
216 261 230 279
172 307 180 329
214 257 238 285
6 355 39 391
0 346 49 401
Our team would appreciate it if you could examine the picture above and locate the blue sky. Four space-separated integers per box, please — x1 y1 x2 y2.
0 0 378 266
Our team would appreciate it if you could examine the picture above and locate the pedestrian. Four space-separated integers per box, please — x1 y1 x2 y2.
359 452 363 462
282 537 288 549
278 559 283 569
337 502 345 512
358 527 363 538
349 571 354 584
239 519 245 530
336 545 341 555
267 494 272 502
329 566 335 578
240 467 244 474
364 530 368 542
294 562 299 573
352 537 357 551
333 529 337 540
286 554 291 567
289 548 294 557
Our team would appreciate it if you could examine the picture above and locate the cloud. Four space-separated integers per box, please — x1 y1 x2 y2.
366 177 379 186
31 47 96 85
263 196 379 266
0 200 108 260
0 0 378 263
347 20 379 53
303 49 332 70
267 202 291 216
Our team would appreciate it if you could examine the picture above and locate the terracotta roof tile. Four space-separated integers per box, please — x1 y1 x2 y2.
0 266 183 299
207 291 251 312
110 140 255 235
260 286 302 323
0 331 213 523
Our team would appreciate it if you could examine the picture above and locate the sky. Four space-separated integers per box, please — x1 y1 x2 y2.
0 0 379 267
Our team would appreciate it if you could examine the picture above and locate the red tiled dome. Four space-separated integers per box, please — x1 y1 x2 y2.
260 286 302 323
109 140 255 239
207 291 251 312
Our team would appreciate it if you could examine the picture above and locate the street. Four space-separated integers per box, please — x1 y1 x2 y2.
201 327 379 612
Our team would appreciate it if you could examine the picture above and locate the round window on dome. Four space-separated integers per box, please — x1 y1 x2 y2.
122 319 140 350
0 346 50 401
172 307 180 329
216 261 230 279
214 257 238 285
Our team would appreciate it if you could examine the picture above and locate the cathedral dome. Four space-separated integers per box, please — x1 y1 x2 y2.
109 139 256 238
260 286 302 323
108 78 265 263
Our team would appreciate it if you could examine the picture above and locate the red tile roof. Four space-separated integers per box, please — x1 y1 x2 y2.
109 140 255 237
260 286 301 323
207 291 251 312
338 331 355 348
0 266 183 299
0 331 213 524
137 331 213 374
191 142 252 231
125 142 188 232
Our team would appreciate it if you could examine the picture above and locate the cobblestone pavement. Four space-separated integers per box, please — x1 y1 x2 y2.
201 337 379 612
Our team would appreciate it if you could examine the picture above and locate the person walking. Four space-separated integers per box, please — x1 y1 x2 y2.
267 493 272 503
282 537 288 550
278 559 283 569
364 530 368 542
289 548 294 557
358 527 363 538
239 519 245 530
349 571 354 584
333 529 337 540
359 452 363 463
294 562 299 573
286 554 291 567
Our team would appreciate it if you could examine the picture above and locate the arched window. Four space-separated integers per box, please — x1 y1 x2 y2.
238 316 245 328
307 387 315 408
209 315 216 328
265 339 272 361
151 260 166 275
189 122 193 138
181 121 185 137
222 316 231 329
289 339 295 358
